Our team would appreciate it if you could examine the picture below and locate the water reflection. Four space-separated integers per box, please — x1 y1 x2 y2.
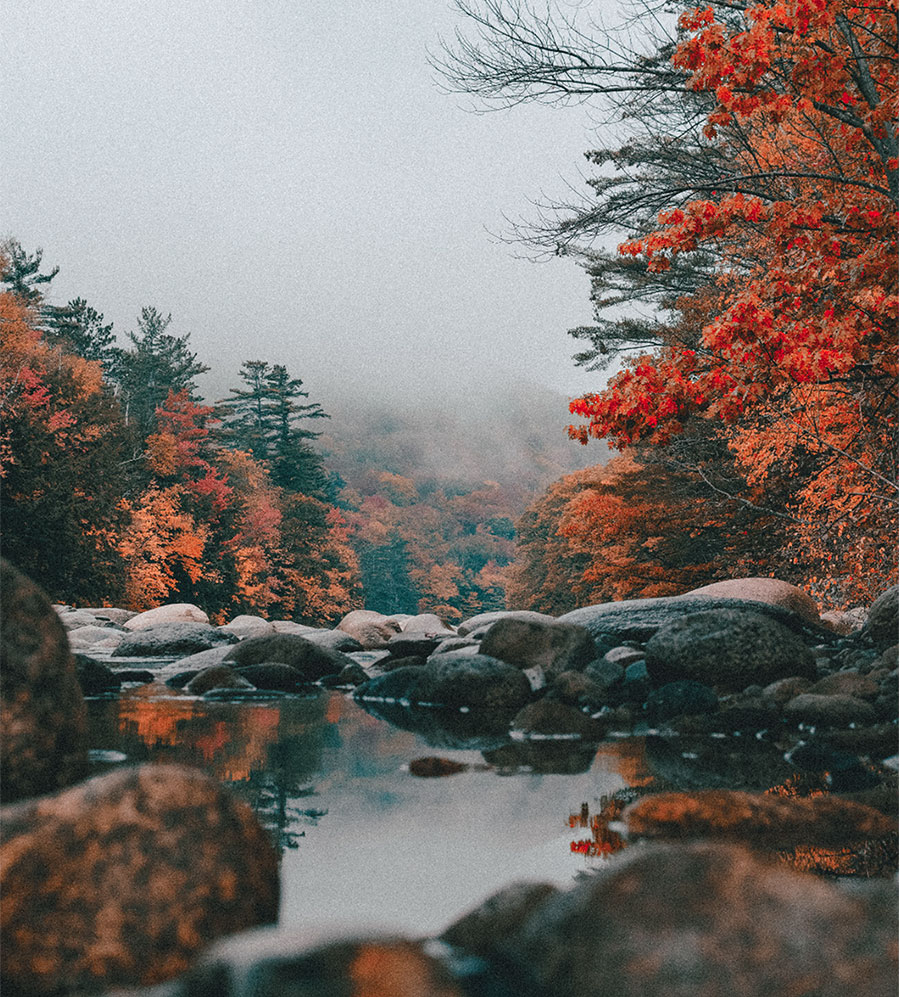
85 688 652 935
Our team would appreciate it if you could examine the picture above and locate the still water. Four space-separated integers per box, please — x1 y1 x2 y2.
86 686 653 936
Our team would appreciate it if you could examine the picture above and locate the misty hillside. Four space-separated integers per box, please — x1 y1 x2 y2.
318 382 607 500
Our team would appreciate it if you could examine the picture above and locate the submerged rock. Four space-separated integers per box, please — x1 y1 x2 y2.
0 559 88 803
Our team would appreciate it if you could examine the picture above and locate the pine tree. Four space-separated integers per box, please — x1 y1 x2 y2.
44 297 122 372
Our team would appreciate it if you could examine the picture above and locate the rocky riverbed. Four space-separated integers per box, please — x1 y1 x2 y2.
1 559 897 996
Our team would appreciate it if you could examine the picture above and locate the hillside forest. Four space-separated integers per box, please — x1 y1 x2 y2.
2 0 897 617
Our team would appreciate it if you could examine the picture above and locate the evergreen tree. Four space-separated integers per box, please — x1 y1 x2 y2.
0 239 59 305
114 307 209 441
44 297 122 372
219 360 329 496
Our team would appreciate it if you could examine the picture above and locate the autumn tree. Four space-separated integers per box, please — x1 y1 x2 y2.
0 275 129 603
441 0 898 603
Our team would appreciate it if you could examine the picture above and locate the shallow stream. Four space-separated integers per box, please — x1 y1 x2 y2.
86 688 654 935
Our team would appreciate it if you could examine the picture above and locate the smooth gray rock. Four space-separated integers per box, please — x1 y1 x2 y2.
224 634 353 681
479 617 596 680
113 623 237 658
560 595 836 644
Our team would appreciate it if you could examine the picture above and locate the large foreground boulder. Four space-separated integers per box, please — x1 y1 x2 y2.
644 608 817 690
0 559 88 803
0 764 279 995
496 843 896 997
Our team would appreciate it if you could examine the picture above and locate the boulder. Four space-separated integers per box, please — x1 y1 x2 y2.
270 620 321 635
457 609 557 637
223 634 353 681
510 699 606 739
546 670 608 710
300 629 364 653
386 631 446 658
808 671 879 700
123 603 210 630
761 675 813 707
645 680 718 724
583 657 625 692
219 614 275 638
862 585 899 650
408 756 469 777
644 608 817 691
0 559 89 803
623 789 897 849
401 612 456 635
415 652 533 711
479 617 597 679
73 655 122 695
81 607 136 625
500 842 897 997
67 623 125 648
55 608 102 629
155 930 465 997
784 692 877 726
113 622 237 657
160 645 234 676
821 608 867 635
336 609 402 649
440 881 559 960
235 662 306 691
428 637 481 656
185 665 256 696
0 764 279 995
679 577 820 623
559 594 832 645
603 645 646 667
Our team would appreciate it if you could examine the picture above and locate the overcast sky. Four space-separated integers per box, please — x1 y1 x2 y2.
3 0 609 413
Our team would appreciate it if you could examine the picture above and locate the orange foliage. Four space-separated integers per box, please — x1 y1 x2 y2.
570 0 898 602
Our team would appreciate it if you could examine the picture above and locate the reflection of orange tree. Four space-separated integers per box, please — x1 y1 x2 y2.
568 796 628 858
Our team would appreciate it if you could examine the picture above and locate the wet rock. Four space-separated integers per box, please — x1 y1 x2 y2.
621 659 651 702
820 723 900 760
235 662 306 691
123 603 210 630
645 680 718 724
786 742 882 792
583 657 625 692
185 665 256 695
546 670 608 709
623 788 897 849
501 842 897 997
113 622 237 657
784 693 877 726
320 662 369 688
479 618 596 680
808 671 880 700
510 699 606 739
0 559 89 803
645 608 816 691
0 764 279 995
429 637 481 656
482 739 598 775
223 634 353 681
165 669 200 689
354 665 425 704
219 614 276 638
158 930 465 997
415 653 532 711
378 654 429 672
440 881 559 960
457 609 558 636
409 756 470 777
114 669 156 684
73 655 122 694
761 675 813 706
336 609 402 649
680 577 821 623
